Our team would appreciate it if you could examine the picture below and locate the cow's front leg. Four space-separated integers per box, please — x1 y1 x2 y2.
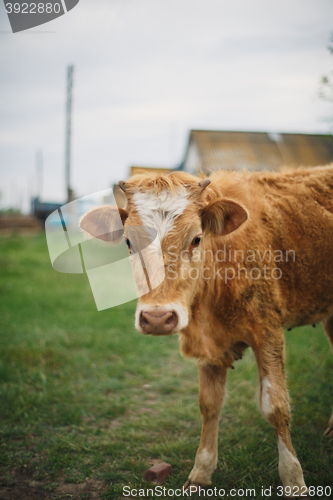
186 362 227 487
254 332 307 498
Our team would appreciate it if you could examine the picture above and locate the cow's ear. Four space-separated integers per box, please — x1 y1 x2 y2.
201 199 248 236
80 206 128 242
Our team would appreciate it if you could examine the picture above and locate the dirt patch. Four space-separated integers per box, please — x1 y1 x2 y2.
108 419 122 431
0 474 106 500
53 478 105 498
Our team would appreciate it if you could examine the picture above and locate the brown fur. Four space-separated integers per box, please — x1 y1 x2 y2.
80 164 333 496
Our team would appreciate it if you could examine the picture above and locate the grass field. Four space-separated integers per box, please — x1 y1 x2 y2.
0 234 333 499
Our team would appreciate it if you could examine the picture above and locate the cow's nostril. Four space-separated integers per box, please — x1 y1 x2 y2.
139 310 178 334
140 312 151 330
165 312 177 327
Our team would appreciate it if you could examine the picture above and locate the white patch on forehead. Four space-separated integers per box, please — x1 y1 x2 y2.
132 189 189 241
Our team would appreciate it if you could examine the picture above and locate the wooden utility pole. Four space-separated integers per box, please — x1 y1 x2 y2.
65 65 74 203
36 149 43 200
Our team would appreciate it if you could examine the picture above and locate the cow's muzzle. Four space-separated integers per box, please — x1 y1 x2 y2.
139 309 178 335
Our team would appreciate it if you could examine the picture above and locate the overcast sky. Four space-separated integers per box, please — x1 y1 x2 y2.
0 0 333 210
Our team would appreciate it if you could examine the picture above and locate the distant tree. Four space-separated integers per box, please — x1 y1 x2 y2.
319 33 333 113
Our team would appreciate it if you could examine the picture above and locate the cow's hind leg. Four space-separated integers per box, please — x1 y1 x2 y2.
254 330 307 498
184 363 227 492
323 315 333 437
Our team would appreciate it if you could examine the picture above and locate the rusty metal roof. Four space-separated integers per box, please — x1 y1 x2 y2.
185 130 333 172
130 166 171 177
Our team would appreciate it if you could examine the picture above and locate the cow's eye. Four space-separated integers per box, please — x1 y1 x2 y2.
191 236 201 247
125 238 131 248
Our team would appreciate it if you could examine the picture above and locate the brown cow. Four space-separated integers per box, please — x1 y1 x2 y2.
80 166 333 498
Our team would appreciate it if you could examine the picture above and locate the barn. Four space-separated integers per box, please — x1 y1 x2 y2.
181 130 333 173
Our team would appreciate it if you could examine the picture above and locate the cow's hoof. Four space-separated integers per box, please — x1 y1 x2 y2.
183 480 208 496
324 426 333 437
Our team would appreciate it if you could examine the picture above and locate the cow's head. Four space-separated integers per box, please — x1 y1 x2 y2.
80 172 248 336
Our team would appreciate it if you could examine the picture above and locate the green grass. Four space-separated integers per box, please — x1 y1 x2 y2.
0 234 333 499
